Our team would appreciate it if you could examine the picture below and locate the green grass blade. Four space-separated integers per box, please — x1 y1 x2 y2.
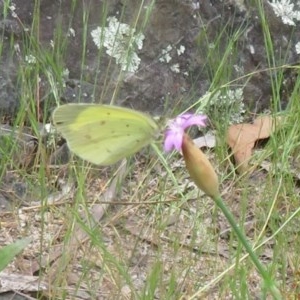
0 237 31 271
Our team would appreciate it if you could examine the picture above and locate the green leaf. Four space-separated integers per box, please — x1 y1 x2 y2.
0 237 31 271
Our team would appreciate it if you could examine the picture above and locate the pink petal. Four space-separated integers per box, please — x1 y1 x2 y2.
164 131 175 152
172 132 184 150
163 113 208 153
182 114 207 129
164 130 183 152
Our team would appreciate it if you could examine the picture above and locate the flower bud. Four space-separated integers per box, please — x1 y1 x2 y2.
181 133 219 198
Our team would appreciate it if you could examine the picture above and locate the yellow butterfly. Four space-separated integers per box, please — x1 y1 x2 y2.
52 104 159 166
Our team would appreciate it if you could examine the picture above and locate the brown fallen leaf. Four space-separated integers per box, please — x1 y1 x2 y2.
252 115 281 138
226 115 283 173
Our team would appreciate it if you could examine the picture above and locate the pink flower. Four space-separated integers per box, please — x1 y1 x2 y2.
164 113 207 152
164 113 219 198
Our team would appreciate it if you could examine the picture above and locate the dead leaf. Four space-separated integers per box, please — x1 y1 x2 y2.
226 115 283 173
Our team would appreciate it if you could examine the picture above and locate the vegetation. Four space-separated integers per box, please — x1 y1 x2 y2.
1 0 300 299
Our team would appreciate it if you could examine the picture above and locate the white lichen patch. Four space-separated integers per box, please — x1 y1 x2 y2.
67 28 76 37
91 16 145 73
205 88 245 124
25 54 36 64
269 0 300 26
9 4 17 18
170 63 180 73
159 45 173 63
295 41 300 54
62 68 70 79
159 44 186 73
177 45 186 56
159 44 186 63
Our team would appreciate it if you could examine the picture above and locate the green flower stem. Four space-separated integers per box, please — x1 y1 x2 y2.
213 195 282 299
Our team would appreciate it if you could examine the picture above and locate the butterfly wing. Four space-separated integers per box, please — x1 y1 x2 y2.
52 104 159 165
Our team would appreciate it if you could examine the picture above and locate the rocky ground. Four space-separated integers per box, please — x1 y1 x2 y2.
0 0 299 116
